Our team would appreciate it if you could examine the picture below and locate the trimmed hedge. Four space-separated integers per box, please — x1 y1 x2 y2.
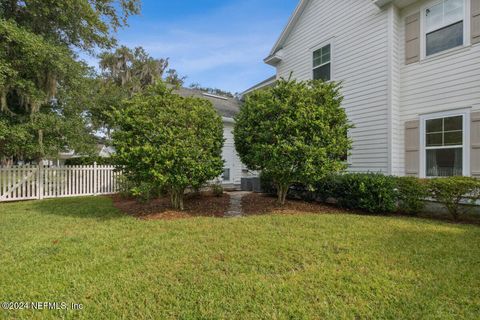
428 176 480 220
395 177 428 215
260 172 397 213
318 173 397 213
260 172 480 217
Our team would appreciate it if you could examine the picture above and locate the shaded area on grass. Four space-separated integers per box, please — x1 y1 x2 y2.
112 192 230 220
6 196 125 220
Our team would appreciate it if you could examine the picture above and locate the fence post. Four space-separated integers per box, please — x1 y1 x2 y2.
93 162 97 196
38 163 44 200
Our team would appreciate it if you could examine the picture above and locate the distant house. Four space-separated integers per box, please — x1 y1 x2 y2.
175 87 253 187
54 144 116 166
247 0 480 178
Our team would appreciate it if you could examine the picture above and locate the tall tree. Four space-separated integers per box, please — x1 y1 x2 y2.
98 46 169 95
0 0 140 162
94 46 186 133
165 69 187 87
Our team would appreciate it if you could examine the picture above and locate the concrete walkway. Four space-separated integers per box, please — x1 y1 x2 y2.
225 191 250 217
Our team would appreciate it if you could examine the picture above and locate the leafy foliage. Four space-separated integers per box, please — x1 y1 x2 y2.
112 83 224 210
99 46 169 93
211 183 224 197
0 0 140 52
165 69 187 87
395 177 428 215
428 177 480 220
234 79 352 204
0 0 140 162
317 173 398 213
92 46 186 133
0 19 82 113
259 171 277 196
130 181 165 204
0 108 95 164
0 118 33 163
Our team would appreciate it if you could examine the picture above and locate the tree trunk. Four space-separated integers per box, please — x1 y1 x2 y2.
170 188 185 211
277 184 289 206
37 129 45 164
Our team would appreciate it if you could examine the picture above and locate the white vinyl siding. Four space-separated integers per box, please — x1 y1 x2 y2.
394 0 480 176
222 122 243 185
270 0 479 176
391 5 403 175
276 0 391 173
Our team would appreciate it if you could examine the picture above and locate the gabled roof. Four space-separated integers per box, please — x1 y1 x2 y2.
265 0 414 64
241 75 277 97
174 87 241 119
265 0 311 62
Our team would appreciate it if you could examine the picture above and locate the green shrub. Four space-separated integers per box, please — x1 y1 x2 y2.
112 83 224 210
428 177 480 220
234 79 352 205
395 177 428 215
320 173 397 213
117 175 164 203
315 174 341 202
211 183 224 197
130 182 164 204
259 171 276 196
117 175 133 199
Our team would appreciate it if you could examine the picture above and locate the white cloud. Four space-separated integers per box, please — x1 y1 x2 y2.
85 0 294 92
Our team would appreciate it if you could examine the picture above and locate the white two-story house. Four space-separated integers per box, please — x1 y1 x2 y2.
250 0 480 178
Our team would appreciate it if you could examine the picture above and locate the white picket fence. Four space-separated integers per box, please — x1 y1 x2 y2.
0 164 121 202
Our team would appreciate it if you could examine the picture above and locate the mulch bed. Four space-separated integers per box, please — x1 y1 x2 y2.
112 191 480 226
241 192 342 216
112 192 230 220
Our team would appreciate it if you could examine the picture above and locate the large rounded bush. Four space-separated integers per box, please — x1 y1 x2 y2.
112 83 224 210
234 79 352 204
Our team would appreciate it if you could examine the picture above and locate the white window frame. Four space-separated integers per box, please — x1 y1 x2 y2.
419 109 471 178
420 0 470 60
310 39 334 81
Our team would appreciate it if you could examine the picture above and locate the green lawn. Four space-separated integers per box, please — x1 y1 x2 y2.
1 197 480 319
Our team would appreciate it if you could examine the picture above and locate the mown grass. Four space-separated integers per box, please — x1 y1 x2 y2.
1 197 480 319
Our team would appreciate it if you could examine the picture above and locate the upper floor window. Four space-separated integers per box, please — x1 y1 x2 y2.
425 0 465 56
313 44 331 81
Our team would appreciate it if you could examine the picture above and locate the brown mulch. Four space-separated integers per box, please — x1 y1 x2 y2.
241 192 342 216
111 192 230 220
112 191 480 226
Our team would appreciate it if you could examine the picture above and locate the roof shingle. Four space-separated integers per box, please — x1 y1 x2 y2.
174 87 241 119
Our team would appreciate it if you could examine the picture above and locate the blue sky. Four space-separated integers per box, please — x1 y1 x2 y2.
82 0 298 93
